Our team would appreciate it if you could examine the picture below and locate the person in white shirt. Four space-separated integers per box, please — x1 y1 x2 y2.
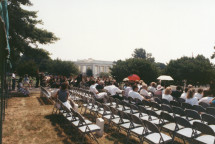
140 84 150 97
148 82 157 94
104 84 123 100
90 80 107 100
124 83 132 97
162 87 173 102
194 88 203 100
198 90 214 105
180 88 189 100
128 85 144 101
185 89 198 106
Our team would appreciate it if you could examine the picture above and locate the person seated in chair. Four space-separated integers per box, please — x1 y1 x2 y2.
104 82 123 100
128 85 144 101
90 80 107 101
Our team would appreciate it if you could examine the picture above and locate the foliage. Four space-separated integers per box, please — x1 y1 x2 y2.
110 58 159 84
164 55 215 85
86 68 93 77
48 59 79 77
8 0 59 67
132 48 155 62
16 60 38 77
99 72 110 78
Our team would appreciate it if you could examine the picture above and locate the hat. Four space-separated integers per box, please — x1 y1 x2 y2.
123 78 129 81
157 85 164 90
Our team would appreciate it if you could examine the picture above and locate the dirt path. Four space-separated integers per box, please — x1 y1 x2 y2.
2 90 76 144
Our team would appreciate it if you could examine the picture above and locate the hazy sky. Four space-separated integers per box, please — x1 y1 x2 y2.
26 0 215 63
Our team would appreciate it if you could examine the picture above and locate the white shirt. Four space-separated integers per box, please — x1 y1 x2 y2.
12 73 16 79
194 93 203 100
104 85 122 96
137 84 142 91
128 90 143 101
198 97 214 104
186 97 198 105
162 94 173 102
124 86 132 97
180 92 187 100
148 86 156 93
90 84 98 95
140 89 150 96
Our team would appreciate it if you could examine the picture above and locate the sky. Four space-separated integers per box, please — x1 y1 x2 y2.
25 0 215 64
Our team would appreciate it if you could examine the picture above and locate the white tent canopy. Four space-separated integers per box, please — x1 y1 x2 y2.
157 75 174 81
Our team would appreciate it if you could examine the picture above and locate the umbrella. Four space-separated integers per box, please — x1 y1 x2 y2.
128 74 140 81
157 75 173 81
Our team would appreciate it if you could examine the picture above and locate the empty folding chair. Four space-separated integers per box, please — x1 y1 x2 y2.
161 104 174 117
114 98 124 110
202 113 215 132
121 101 131 112
111 109 129 130
128 104 139 115
151 101 162 115
70 108 92 127
170 100 181 107
119 111 133 134
138 105 150 121
182 102 193 110
143 120 172 144
142 99 151 110
161 99 170 105
206 107 215 116
185 109 202 124
174 116 200 144
130 115 146 144
147 110 161 125
76 112 101 144
154 97 162 104
193 121 215 144
193 105 206 113
172 106 186 119
199 102 210 108
178 98 185 103
105 96 116 107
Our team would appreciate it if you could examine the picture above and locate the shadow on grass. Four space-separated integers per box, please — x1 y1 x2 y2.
45 114 94 144
37 97 53 105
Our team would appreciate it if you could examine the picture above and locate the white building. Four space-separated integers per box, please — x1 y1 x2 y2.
74 58 113 76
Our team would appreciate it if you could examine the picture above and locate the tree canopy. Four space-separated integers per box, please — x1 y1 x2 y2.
8 0 59 67
132 48 155 62
164 55 215 85
110 58 159 84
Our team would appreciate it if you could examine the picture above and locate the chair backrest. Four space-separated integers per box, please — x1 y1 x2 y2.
103 104 111 115
206 107 215 116
182 102 193 110
134 98 142 105
154 97 162 104
119 111 129 120
170 100 180 107
193 105 206 113
161 104 173 113
202 113 215 125
139 105 148 114
199 102 210 108
130 104 139 111
162 99 170 105
115 98 122 107
185 109 201 120
131 115 143 125
144 120 160 133
76 112 86 125
110 107 119 116
147 109 159 119
142 99 151 107
128 97 134 103
160 112 175 122
175 116 192 128
178 98 185 103
193 121 215 136
151 101 161 110
172 106 186 116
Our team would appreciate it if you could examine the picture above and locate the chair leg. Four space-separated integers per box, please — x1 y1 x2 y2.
126 130 130 144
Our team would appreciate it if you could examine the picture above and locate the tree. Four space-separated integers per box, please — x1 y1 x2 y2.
132 48 155 62
49 59 79 77
8 0 58 67
164 55 215 85
86 68 93 77
16 60 38 77
99 72 110 78
110 58 159 83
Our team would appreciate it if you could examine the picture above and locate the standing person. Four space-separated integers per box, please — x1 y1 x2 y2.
35 70 40 88
12 71 16 90
76 74 82 88
24 74 31 89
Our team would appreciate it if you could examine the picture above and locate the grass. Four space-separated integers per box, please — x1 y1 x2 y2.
3 89 185 144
